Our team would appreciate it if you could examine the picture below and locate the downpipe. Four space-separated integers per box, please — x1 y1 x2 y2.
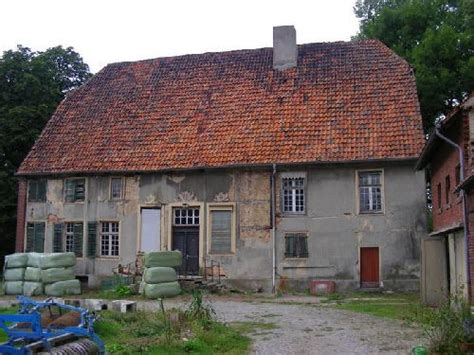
271 163 277 294
435 127 471 299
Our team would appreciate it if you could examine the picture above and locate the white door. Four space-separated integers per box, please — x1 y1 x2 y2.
140 208 161 252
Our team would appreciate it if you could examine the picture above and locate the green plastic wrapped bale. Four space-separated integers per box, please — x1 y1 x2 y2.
4 281 24 295
143 281 181 299
45 279 81 296
144 267 177 284
24 267 42 282
4 268 25 281
23 282 43 296
28 253 76 269
5 253 28 268
41 267 75 284
144 251 182 268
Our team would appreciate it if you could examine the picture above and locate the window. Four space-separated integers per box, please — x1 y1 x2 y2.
358 171 383 213
282 174 306 214
110 177 123 200
208 205 235 254
455 164 461 186
445 175 451 204
100 222 119 257
174 208 200 225
53 222 83 256
437 183 442 209
28 180 46 202
285 234 308 258
25 222 45 252
65 178 85 202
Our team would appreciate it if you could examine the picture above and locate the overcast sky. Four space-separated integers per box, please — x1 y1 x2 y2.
1 0 360 73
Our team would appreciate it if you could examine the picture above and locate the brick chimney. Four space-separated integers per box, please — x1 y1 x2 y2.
273 26 297 70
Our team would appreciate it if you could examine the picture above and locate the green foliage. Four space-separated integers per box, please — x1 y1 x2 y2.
184 290 216 326
0 45 91 262
114 285 133 297
355 0 474 130
422 294 473 353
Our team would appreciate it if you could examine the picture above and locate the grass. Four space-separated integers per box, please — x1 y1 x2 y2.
330 292 433 324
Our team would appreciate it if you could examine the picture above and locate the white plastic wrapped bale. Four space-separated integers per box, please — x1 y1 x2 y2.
24 267 42 282
143 281 181 299
5 253 28 269
3 268 25 281
41 267 75 284
23 282 43 296
4 281 24 295
143 267 177 284
28 253 76 269
144 251 182 268
45 279 81 296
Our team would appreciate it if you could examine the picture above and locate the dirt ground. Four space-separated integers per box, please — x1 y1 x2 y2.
141 296 424 355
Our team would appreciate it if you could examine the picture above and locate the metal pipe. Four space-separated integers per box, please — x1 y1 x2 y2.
435 127 471 299
271 163 277 294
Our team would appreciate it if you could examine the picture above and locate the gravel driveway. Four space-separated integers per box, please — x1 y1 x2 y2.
140 296 424 355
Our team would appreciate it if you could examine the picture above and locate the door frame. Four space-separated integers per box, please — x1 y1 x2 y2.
137 206 162 253
167 202 205 268
358 246 382 288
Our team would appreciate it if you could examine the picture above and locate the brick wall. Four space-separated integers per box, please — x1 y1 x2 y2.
431 117 467 232
15 179 27 252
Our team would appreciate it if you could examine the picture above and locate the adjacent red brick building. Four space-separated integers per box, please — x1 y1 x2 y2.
417 93 474 303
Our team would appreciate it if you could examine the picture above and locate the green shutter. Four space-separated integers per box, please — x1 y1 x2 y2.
34 223 45 253
28 181 37 202
75 179 85 202
37 180 46 202
53 223 63 252
26 223 35 252
87 222 97 258
73 223 84 257
65 180 75 202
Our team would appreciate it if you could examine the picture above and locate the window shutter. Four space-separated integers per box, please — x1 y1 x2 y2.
87 222 97 258
34 223 45 253
65 180 75 202
73 223 84 257
37 180 46 201
53 223 63 252
75 180 85 201
210 210 232 254
28 181 37 202
26 224 35 252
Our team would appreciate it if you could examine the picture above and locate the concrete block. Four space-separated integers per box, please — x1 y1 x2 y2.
84 299 108 311
111 300 136 313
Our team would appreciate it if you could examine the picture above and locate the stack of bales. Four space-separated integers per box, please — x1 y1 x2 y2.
141 251 182 299
4 253 28 295
3 252 81 296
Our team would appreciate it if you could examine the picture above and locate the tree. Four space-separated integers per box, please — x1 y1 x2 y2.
0 45 91 260
355 0 474 130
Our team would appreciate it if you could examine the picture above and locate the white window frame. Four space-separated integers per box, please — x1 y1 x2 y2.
281 172 306 215
109 177 124 200
64 222 75 253
173 207 200 226
206 203 236 255
99 221 120 257
356 169 385 215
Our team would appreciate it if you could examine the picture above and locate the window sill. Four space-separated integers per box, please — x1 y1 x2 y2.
284 257 309 260
358 211 384 216
281 213 307 218
64 202 85 205
208 253 234 257
95 256 120 260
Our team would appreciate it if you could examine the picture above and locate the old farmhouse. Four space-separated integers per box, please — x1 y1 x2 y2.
15 26 426 292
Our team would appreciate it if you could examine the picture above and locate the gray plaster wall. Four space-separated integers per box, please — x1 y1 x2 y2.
23 162 426 292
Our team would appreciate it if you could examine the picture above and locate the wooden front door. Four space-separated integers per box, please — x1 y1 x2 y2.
360 247 380 288
172 227 199 275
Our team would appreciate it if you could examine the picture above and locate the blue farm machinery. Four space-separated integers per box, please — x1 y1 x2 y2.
0 296 104 354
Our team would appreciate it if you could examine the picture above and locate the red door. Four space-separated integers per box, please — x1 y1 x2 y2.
360 247 379 288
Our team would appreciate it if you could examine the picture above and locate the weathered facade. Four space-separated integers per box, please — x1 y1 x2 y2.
16 26 426 292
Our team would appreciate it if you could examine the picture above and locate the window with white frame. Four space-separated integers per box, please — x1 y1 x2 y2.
358 171 383 213
100 222 119 256
282 174 306 214
110 177 123 200
65 223 75 253
173 208 200 225
208 205 235 254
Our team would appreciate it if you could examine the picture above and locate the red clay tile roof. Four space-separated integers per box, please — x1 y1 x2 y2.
18 40 424 176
